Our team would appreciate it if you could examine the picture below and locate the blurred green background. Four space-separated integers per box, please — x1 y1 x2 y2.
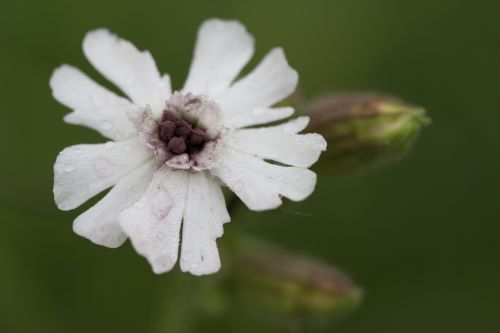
1 0 499 332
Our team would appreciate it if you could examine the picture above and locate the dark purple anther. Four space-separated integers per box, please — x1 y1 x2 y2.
159 108 211 159
162 111 179 122
175 120 192 137
188 128 207 146
159 121 176 142
167 136 187 154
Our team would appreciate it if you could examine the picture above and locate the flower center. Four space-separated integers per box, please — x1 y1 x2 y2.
159 111 208 156
137 92 225 171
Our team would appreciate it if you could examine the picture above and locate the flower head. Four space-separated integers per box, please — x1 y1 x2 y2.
51 19 327 275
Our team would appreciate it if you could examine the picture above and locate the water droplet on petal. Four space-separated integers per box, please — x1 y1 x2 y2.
252 108 263 115
93 158 115 177
283 123 296 133
101 120 113 131
92 93 108 108
183 251 193 261
64 165 74 173
126 76 137 85
233 181 244 191
167 242 178 255
314 143 325 150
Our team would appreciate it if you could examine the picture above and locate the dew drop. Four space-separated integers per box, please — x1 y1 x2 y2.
214 22 224 31
93 158 115 177
92 93 108 108
167 242 178 254
283 123 296 133
183 251 193 261
101 120 113 130
252 108 265 115
64 165 74 173
126 76 137 85
233 181 244 191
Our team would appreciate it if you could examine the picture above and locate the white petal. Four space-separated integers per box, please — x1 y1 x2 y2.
227 118 327 167
50 65 137 141
272 116 311 134
73 160 155 248
217 48 298 120
53 139 153 211
180 172 229 276
83 29 170 117
183 19 254 96
223 106 294 129
212 148 317 211
119 168 188 274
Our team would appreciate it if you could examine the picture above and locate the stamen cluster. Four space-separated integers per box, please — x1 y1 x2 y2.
159 111 208 156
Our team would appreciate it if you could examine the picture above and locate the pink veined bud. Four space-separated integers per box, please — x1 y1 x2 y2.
305 93 430 174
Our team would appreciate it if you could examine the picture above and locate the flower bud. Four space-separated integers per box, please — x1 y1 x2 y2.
306 93 430 174
226 238 362 323
157 235 361 329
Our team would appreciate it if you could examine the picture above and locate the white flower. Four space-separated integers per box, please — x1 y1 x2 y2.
51 19 327 276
